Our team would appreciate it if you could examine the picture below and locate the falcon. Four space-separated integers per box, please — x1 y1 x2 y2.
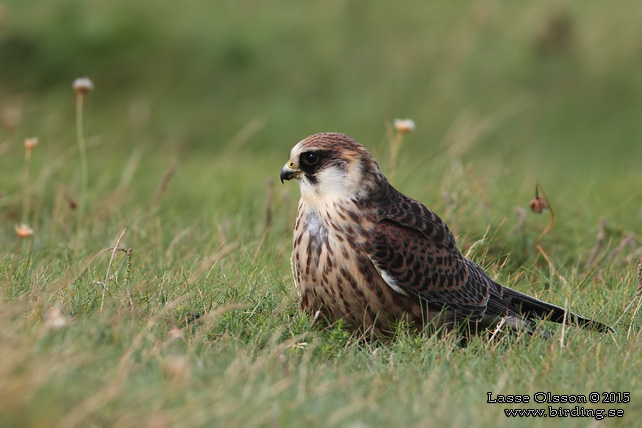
280 132 613 338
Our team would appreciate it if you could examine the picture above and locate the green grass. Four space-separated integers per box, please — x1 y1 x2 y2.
1 1 641 427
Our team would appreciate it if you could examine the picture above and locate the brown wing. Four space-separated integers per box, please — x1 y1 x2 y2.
369 195 492 321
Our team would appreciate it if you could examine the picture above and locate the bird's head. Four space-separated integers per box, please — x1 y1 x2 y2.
281 133 381 203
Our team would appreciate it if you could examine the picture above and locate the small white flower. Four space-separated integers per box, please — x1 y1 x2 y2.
393 118 416 134
15 223 34 239
24 137 39 151
44 306 68 330
73 77 94 95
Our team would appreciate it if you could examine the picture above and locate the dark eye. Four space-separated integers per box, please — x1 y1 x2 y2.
302 152 319 166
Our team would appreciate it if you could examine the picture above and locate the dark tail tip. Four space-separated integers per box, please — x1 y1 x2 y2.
577 317 615 334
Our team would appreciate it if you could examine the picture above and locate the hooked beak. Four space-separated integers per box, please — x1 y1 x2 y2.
280 160 300 183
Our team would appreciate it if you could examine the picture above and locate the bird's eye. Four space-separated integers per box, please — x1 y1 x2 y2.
303 152 319 166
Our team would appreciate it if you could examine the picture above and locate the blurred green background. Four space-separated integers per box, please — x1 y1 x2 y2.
1 0 641 234
1 3 641 426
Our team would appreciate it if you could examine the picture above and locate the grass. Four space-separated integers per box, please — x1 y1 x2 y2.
1 1 641 427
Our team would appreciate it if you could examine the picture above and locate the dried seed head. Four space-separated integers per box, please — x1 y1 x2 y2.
73 77 94 95
15 223 34 239
393 118 416 134
68 197 78 210
24 137 38 151
637 261 642 293
529 197 549 214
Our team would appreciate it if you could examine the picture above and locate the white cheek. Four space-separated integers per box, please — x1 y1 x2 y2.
296 159 367 209
299 178 316 199
315 168 350 195
299 164 361 203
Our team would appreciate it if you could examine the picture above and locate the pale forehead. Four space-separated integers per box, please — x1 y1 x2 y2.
290 139 310 159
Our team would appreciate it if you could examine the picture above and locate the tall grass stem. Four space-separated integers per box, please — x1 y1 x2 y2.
21 149 32 224
76 93 88 221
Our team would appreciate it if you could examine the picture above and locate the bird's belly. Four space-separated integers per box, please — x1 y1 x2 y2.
292 226 424 334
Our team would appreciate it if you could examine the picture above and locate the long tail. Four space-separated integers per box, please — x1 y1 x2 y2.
494 285 614 334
